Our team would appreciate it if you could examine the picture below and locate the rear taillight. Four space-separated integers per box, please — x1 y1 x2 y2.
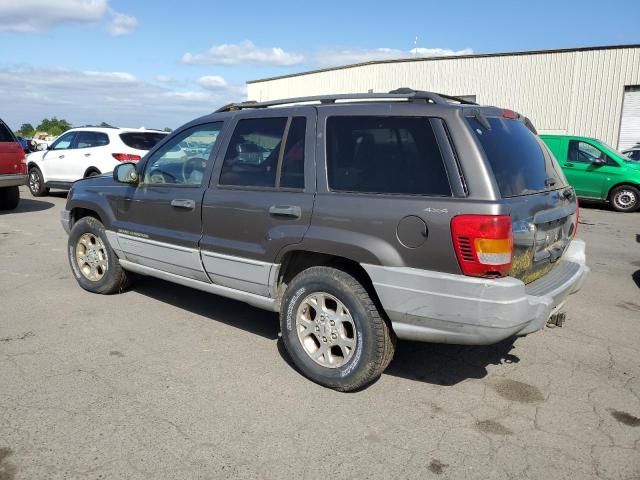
112 153 141 162
451 215 513 278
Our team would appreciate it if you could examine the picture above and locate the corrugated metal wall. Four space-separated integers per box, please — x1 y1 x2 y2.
247 47 640 148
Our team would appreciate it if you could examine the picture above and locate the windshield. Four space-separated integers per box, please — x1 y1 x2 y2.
468 116 567 197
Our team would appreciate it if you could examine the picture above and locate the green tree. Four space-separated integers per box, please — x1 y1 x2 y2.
36 117 72 137
17 123 35 137
99 121 115 128
163 127 172 132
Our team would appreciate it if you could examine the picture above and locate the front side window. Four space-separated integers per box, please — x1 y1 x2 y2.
51 132 76 150
75 131 109 149
569 140 618 167
326 116 451 196
143 123 222 186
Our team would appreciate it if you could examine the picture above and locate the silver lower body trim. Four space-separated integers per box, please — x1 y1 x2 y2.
0 174 27 188
118 259 278 312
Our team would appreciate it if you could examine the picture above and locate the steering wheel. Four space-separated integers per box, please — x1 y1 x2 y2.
182 157 207 183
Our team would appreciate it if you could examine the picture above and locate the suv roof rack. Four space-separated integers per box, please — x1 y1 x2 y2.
215 88 477 112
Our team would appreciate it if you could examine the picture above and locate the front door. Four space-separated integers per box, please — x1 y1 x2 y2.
564 140 621 199
109 122 225 281
200 109 316 296
40 131 77 182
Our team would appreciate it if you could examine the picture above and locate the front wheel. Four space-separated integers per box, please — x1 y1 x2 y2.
280 266 395 391
68 216 131 294
28 167 49 197
609 185 640 212
0 186 20 210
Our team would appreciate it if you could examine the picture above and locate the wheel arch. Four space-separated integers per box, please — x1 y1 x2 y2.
83 167 101 178
607 182 640 200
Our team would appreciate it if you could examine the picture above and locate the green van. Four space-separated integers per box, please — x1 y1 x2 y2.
540 134 640 212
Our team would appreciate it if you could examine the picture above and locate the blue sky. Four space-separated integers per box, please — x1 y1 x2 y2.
1 0 638 130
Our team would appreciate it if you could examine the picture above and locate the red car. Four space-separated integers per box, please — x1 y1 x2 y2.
0 118 27 210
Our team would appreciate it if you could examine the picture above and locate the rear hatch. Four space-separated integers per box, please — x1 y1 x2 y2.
467 113 578 284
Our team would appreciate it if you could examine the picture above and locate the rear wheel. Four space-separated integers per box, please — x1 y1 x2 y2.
280 266 395 391
68 216 131 294
0 186 20 210
86 170 101 178
609 185 640 212
28 167 49 197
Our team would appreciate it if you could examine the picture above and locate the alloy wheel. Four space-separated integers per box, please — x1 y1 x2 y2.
296 292 357 368
75 233 108 281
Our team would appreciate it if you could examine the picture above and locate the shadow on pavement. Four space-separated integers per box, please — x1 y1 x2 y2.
132 275 520 388
384 338 519 386
632 270 640 289
133 276 280 340
0 198 55 214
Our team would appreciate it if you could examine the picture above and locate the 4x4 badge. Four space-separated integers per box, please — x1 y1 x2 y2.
423 207 449 214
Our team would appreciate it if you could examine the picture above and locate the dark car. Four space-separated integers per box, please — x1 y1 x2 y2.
61 89 589 391
0 118 27 210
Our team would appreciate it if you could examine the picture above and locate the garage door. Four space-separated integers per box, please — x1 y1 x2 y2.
619 86 640 150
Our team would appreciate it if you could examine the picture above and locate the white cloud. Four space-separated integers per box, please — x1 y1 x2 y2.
314 46 473 67
0 0 137 35
196 75 228 90
107 9 137 36
0 66 246 130
181 40 304 67
155 75 172 83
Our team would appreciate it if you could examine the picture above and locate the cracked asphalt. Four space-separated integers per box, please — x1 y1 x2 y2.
1 188 639 480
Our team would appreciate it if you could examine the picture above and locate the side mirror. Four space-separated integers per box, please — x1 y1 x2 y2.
113 162 139 184
592 158 606 166
36 143 47 151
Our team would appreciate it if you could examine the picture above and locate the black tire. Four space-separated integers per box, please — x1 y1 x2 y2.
68 216 131 294
86 170 100 178
0 186 20 210
28 167 49 197
609 185 640 212
280 266 395 391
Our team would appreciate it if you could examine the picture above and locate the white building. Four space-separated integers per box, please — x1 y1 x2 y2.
247 45 640 149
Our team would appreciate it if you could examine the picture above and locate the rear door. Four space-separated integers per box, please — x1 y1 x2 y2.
63 131 110 179
200 108 316 296
109 122 224 281
467 115 578 284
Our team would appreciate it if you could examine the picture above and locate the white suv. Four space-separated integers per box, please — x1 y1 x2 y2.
26 127 167 196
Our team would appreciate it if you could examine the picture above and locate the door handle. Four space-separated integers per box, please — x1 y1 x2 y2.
58 154 65 159
564 162 574 167
171 199 195 210
269 205 302 218
84 153 91 157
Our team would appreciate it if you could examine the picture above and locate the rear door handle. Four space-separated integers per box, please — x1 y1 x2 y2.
564 162 574 167
84 153 91 157
58 154 65 159
171 199 195 210
269 205 301 218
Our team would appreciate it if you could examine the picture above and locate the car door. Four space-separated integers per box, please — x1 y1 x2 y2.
109 122 225 282
200 108 316 296
564 140 622 199
64 131 110 179
40 131 77 181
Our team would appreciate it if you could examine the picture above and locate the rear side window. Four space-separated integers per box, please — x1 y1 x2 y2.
120 132 167 150
468 117 566 197
326 116 451 196
75 131 109 148
0 121 15 142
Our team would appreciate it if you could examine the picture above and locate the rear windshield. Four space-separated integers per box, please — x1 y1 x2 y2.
119 132 167 151
468 116 566 197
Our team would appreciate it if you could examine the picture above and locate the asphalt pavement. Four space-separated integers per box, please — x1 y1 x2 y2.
1 187 639 479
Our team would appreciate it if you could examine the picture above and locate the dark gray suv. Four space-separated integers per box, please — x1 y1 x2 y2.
61 89 589 391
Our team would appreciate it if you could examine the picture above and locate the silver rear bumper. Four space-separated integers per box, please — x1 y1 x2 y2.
364 239 589 345
0 174 27 188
